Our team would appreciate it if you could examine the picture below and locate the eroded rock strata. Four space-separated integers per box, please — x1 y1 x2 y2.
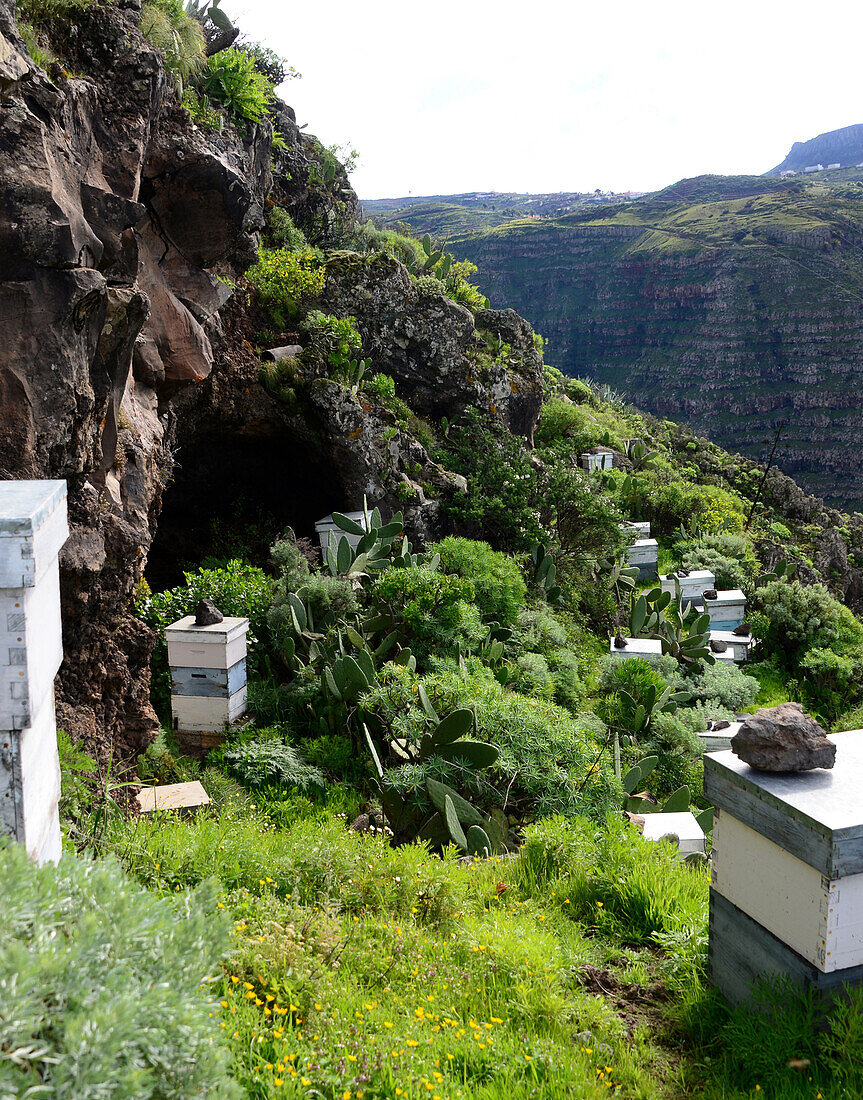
0 0 541 757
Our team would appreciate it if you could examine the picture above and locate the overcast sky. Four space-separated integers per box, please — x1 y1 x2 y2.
228 0 863 200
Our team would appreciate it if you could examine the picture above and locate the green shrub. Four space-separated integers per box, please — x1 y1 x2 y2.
549 648 585 711
17 0 93 28
202 46 273 123
370 565 484 661
365 372 396 400
435 411 548 550
638 712 704 801
0 844 238 1097
513 651 556 699
270 531 312 588
433 536 527 625
140 0 205 83
518 606 568 651
365 662 621 821
266 206 307 251
680 546 750 590
799 646 863 723
534 398 593 448
685 661 760 711
221 732 324 789
246 247 325 327
302 310 363 370
750 579 863 667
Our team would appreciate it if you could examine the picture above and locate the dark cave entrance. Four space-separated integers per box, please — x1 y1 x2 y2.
146 428 350 591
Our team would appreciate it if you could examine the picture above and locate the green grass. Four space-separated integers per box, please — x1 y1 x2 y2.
96 798 863 1098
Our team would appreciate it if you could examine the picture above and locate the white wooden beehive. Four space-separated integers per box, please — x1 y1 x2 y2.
641 811 706 855
580 450 614 472
166 615 249 670
609 638 664 660
0 480 68 866
660 570 715 604
626 538 658 580
709 630 752 662
702 590 746 630
166 615 249 746
696 720 743 752
620 521 651 539
315 510 369 553
705 732 863 979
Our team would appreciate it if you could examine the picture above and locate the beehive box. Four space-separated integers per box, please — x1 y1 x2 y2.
580 450 614 472
609 638 664 660
315 511 369 553
1 690 63 865
0 481 68 867
709 630 752 663
702 590 746 630
171 686 248 731
641 811 706 855
696 720 743 752
166 616 249 670
620 520 651 539
0 480 68 589
626 538 658 580
705 732 863 1000
660 570 715 604
171 658 247 698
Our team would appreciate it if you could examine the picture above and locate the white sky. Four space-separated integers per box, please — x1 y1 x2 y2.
228 0 863 200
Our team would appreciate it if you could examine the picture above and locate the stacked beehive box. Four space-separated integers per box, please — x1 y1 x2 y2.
705 734 863 1005
167 615 249 753
315 511 368 554
702 590 747 630
609 638 664 660
620 520 651 539
626 538 659 580
0 480 69 865
660 570 715 604
580 449 614 472
709 629 752 662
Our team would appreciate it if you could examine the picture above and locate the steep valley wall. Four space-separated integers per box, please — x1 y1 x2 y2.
459 205 863 509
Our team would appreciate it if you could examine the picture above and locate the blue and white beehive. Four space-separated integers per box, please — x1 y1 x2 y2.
709 629 752 663
609 637 664 660
626 538 658 580
702 589 746 630
167 615 249 752
0 480 69 866
705 733 863 1005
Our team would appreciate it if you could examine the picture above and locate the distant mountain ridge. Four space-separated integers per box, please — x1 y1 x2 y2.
361 129 863 508
767 123 863 175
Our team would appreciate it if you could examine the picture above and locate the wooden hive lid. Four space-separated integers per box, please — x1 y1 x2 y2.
704 732 863 877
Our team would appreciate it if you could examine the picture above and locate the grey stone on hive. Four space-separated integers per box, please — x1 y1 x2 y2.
730 702 836 772
733 622 751 636
712 719 731 731
703 588 718 600
613 634 627 648
709 639 728 653
195 598 223 626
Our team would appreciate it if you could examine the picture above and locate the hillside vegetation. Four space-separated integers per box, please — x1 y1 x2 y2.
380 171 863 510
4 2 863 1098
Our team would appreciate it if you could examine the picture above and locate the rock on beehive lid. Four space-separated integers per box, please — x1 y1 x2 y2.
731 703 836 772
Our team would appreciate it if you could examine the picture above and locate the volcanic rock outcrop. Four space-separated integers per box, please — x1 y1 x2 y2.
0 0 542 757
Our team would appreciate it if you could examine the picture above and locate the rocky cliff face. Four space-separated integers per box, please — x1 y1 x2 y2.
0 0 542 759
451 180 863 509
768 123 863 174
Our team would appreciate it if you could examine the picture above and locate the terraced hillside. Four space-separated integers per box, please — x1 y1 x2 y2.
439 175 863 508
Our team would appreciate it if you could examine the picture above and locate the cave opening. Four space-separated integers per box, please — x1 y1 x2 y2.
146 429 351 591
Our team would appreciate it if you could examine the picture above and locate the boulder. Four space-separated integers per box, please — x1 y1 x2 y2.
195 598 224 626
730 703 836 772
